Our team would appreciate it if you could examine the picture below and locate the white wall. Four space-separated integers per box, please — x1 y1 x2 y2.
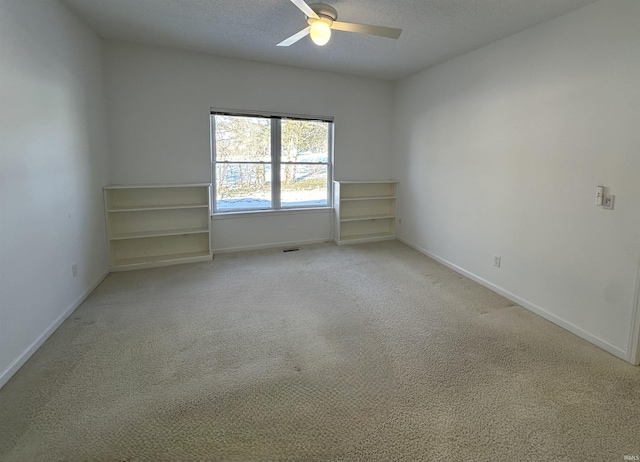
103 43 394 251
0 0 111 387
212 209 333 253
393 0 640 362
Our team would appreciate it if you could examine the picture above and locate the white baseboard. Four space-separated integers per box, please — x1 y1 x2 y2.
628 265 640 365
212 238 332 254
398 238 629 362
0 269 110 390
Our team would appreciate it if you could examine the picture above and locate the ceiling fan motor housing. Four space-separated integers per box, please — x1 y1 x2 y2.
308 3 338 25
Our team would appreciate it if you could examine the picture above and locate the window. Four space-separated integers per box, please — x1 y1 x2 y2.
211 111 333 213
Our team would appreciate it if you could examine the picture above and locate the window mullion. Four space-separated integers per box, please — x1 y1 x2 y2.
272 118 281 209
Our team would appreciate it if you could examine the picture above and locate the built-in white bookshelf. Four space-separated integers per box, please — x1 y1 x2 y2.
333 181 398 245
103 184 212 271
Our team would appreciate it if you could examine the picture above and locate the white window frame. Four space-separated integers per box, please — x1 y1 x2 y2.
210 108 334 214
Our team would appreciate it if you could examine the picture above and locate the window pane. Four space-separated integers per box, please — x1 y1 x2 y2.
215 115 271 162
281 119 329 163
216 163 271 211
281 164 328 208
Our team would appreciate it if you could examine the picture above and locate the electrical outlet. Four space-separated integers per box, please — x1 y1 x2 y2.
494 256 501 268
72 264 77 277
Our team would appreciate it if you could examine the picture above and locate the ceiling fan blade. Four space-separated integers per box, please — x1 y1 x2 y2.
332 21 402 39
277 26 311 47
289 0 319 19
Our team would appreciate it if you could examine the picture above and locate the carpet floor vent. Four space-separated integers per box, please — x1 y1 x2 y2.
282 248 300 253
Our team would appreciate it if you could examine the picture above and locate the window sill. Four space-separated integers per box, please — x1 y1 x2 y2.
211 206 333 220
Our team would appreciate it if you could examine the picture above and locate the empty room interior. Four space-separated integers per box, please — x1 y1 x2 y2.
1 0 639 460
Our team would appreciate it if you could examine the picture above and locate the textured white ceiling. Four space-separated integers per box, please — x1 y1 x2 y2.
59 0 598 81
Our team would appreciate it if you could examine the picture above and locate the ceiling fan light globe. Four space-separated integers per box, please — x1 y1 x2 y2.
310 21 331 46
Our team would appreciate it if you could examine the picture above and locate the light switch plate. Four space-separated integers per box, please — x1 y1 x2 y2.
603 195 615 210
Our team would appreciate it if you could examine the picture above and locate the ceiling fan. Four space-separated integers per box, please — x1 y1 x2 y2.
277 0 402 47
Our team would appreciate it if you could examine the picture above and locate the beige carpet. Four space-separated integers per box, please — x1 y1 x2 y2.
1 241 639 461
